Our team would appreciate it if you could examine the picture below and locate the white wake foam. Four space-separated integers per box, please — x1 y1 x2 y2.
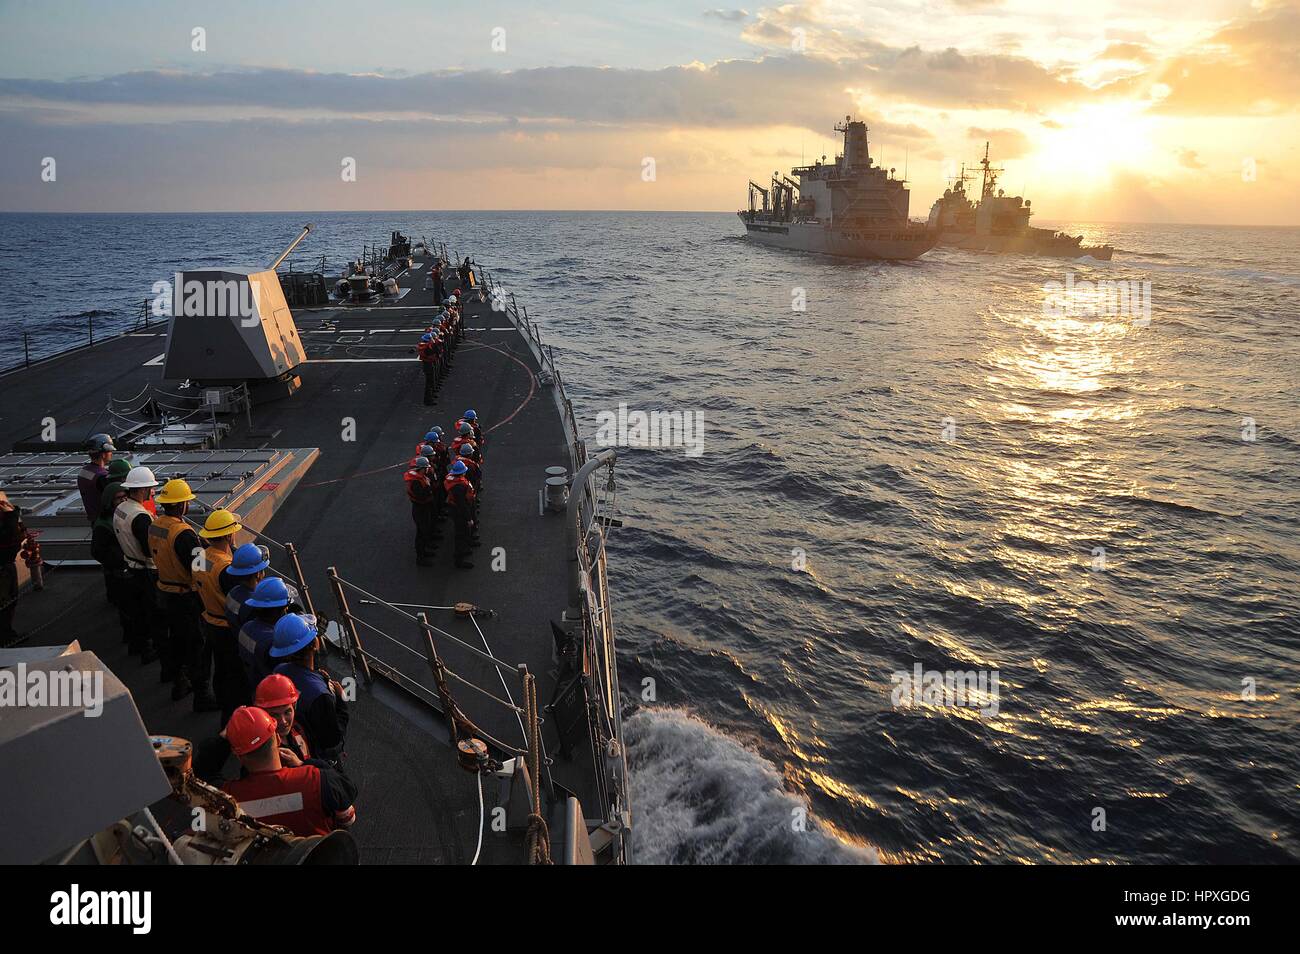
624 706 878 865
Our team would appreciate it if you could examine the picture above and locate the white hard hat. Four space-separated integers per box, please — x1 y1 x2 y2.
121 466 158 489
448 295 458 304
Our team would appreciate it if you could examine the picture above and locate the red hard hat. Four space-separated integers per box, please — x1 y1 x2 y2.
254 673 300 709
223 706 278 756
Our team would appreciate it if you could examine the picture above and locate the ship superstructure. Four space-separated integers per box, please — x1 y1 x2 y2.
738 117 937 260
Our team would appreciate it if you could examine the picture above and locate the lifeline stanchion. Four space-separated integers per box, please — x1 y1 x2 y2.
326 564 372 684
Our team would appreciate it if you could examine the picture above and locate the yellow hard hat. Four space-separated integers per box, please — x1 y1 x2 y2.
199 508 242 539
156 478 196 504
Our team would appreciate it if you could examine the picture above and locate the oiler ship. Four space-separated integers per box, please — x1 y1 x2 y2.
927 143 1114 260
738 117 938 260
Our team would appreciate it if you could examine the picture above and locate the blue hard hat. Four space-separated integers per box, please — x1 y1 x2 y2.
419 443 435 457
421 332 433 342
246 576 290 609
458 421 472 434
459 443 475 457
229 543 270 577
449 460 468 476
463 409 477 421
269 613 318 658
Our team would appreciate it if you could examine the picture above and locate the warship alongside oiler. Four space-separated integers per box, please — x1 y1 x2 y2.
1 228 630 865
927 143 1114 260
740 118 1114 262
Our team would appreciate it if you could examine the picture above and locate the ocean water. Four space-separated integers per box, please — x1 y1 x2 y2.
2 211 1297 864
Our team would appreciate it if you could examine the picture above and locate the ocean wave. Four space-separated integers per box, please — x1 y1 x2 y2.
1115 493 1222 517
625 706 878 864
1119 249 1174 259
1135 261 1300 286
47 308 118 322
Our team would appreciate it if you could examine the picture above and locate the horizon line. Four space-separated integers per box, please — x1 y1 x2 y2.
0 209 1296 229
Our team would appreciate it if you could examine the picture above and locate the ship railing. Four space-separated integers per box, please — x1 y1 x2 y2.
322 567 552 776
574 496 625 812
418 237 449 264
324 567 557 863
474 261 629 854
130 298 153 332
1 304 166 379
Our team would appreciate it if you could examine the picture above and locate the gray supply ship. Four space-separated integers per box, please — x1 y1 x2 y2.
738 117 938 260
0 227 630 865
927 144 1114 260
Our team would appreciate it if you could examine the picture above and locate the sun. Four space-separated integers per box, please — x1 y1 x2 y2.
1030 102 1160 189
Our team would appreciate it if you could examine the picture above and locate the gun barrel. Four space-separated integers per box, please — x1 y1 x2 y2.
269 223 315 271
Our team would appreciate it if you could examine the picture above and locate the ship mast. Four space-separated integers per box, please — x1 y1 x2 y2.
978 141 1003 199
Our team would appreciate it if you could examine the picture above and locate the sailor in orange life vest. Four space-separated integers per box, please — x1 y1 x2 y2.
416 332 439 406
444 459 477 570
404 454 438 566
148 477 219 711
449 420 474 458
269 613 350 764
220 706 357 837
430 260 445 305
445 303 460 345
462 409 484 448
430 331 447 382
421 428 450 475
254 673 313 765
456 444 483 526
418 429 449 523
192 508 247 723
457 439 482 480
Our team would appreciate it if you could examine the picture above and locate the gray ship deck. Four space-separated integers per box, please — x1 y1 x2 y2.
1 251 595 864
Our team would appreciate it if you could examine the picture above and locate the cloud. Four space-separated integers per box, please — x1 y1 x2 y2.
0 61 864 133
0 110 758 211
966 125 1031 158
0 43 1097 135
1096 42 1155 64
1104 1 1300 115
738 5 1095 112
702 8 751 21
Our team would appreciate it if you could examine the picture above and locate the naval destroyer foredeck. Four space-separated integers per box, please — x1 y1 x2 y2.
0 245 625 863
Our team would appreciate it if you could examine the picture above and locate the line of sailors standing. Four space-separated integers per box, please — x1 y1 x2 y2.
416 295 463 406
82 434 357 837
405 410 484 569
